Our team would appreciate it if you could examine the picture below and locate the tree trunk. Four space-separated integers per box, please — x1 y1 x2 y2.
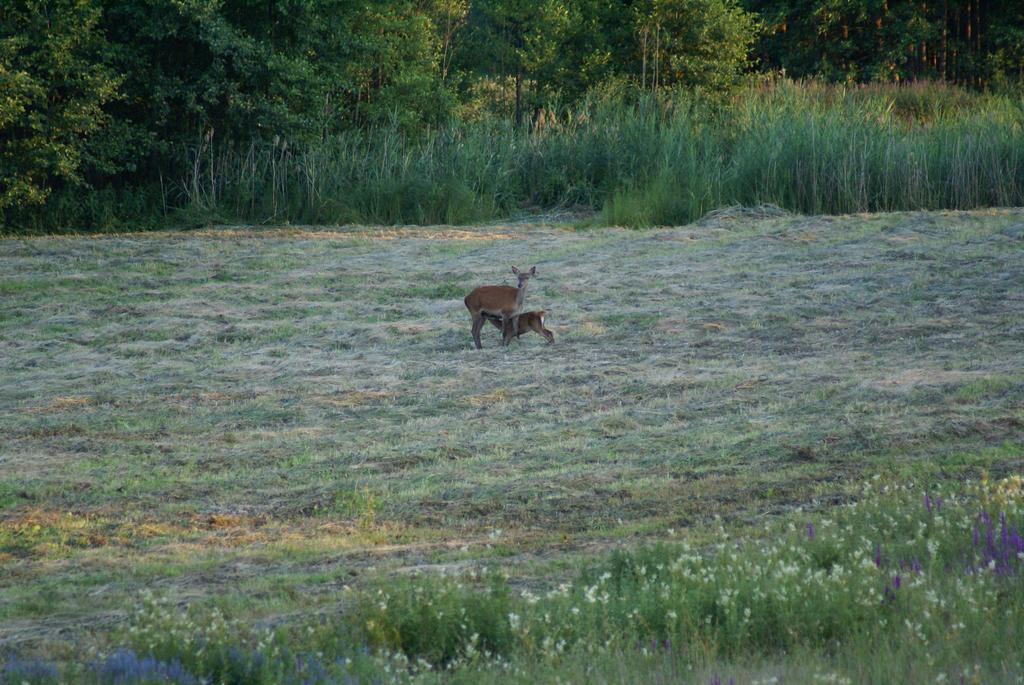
641 27 647 89
653 24 660 92
514 68 522 129
966 0 972 42
941 0 948 80
920 2 928 75
954 6 961 83
976 0 982 87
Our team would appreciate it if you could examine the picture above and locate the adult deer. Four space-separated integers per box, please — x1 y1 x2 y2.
483 310 554 344
464 266 536 349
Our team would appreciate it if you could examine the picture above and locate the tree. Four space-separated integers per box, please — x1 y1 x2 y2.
0 0 119 215
633 0 761 92
331 1 455 129
743 0 1024 86
428 0 470 84
462 0 573 126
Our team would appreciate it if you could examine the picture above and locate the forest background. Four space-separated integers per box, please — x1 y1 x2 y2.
3 0 1024 231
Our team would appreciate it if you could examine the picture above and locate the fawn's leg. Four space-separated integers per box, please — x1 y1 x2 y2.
528 318 553 343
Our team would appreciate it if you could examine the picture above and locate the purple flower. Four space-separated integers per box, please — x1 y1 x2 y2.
295 653 329 685
807 522 815 540
2 656 59 682
969 509 1022 576
92 650 198 685
1010 527 1024 554
874 543 882 568
924 493 932 514
892 575 901 589
898 558 923 573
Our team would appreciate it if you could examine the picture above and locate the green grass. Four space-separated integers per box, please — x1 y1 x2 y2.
11 478 1022 683
332 479 1024 680
1 208 1023 681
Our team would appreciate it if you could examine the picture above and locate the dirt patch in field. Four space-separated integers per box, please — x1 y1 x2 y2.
314 390 396 407
872 368 982 391
20 396 95 414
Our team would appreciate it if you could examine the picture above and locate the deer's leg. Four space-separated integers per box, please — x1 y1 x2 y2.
471 313 485 350
501 314 514 347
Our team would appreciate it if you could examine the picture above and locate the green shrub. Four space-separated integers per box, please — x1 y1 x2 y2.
13 475 1020 682
342 476 1024 674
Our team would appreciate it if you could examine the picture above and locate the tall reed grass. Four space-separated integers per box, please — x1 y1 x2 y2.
20 80 1024 231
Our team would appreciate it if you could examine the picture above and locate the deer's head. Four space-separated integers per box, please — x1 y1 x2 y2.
511 265 536 288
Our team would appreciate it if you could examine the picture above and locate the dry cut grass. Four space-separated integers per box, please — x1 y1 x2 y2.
1 209 1023 652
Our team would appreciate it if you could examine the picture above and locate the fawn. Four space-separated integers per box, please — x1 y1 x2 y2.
482 310 554 344
463 266 536 349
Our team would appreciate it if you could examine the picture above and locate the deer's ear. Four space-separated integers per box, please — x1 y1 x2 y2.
511 266 520 275
529 266 537 275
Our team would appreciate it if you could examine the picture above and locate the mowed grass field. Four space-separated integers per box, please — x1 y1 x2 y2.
2 209 1023 660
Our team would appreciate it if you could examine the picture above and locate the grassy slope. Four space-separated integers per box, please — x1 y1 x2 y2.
1 209 1023 655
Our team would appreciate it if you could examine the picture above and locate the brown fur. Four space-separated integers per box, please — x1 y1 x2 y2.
483 310 554 343
463 266 536 348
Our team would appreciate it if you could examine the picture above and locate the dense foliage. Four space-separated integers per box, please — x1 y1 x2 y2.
1 0 1023 230
0 0 119 211
745 0 1024 87
42 82 1024 228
